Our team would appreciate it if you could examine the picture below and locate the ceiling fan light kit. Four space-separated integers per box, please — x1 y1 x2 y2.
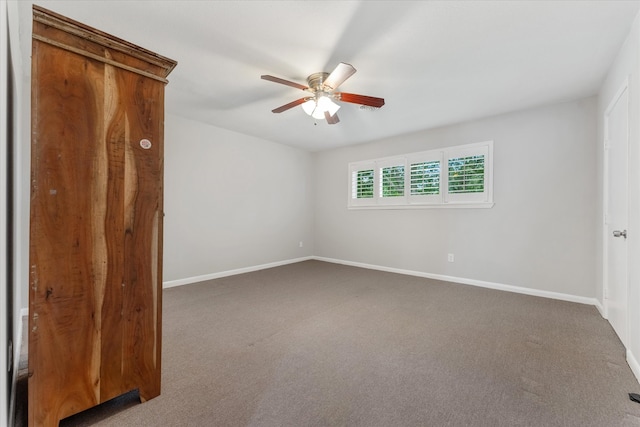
261 62 385 125
303 95 340 119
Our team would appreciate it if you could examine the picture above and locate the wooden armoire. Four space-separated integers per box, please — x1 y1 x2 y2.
28 6 176 426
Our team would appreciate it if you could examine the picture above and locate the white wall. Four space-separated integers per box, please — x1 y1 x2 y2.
598 12 640 381
314 98 598 300
163 114 314 284
4 0 26 424
1 1 9 423
11 0 30 313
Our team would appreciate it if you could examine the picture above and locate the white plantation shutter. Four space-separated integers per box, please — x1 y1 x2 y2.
380 165 405 197
348 141 493 208
377 158 406 205
410 161 440 194
407 151 443 205
448 155 484 194
349 161 376 206
354 169 374 199
445 143 491 204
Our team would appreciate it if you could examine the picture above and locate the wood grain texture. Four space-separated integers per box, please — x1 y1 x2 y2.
29 6 174 426
336 92 385 108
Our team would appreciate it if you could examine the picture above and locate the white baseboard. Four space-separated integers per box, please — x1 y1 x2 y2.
162 256 314 289
23 256 602 310
313 256 601 308
22 255 603 315
628 349 640 384
593 299 606 318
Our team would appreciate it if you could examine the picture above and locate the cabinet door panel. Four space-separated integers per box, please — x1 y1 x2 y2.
29 39 107 425
97 61 128 402
120 71 165 402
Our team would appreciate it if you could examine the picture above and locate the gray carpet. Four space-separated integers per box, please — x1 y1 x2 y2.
19 260 640 426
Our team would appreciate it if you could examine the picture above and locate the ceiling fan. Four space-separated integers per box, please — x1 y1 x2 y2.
261 62 385 125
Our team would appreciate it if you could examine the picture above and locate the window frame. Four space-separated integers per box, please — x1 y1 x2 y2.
444 142 492 205
347 141 494 209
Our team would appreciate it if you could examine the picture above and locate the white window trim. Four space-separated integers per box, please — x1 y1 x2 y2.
444 142 493 205
348 141 494 209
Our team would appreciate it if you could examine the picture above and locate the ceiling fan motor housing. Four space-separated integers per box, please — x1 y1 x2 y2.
307 72 331 92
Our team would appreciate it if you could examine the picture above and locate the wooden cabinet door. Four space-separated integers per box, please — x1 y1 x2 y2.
28 6 175 426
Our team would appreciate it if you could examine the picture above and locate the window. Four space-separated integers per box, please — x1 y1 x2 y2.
348 141 493 209
349 162 375 207
448 156 484 194
377 158 405 205
444 143 491 204
407 150 443 205
381 165 405 197
410 160 440 196
354 169 374 199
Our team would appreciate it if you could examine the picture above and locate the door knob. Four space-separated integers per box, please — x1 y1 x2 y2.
613 230 628 239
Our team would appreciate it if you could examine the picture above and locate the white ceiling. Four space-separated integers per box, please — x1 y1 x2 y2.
16 0 640 151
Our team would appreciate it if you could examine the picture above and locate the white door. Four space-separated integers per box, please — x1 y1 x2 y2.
605 83 629 347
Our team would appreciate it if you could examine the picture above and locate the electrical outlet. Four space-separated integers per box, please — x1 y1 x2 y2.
447 253 455 262
299 241 303 248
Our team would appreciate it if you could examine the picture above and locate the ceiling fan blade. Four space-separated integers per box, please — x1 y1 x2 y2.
261 75 309 91
271 98 308 113
323 62 356 90
337 92 385 108
325 111 340 125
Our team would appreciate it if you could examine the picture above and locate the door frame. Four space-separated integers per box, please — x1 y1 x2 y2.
602 77 630 345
